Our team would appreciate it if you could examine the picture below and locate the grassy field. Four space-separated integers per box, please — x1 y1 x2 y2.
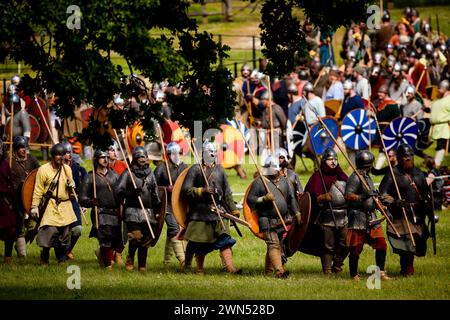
0 147 449 300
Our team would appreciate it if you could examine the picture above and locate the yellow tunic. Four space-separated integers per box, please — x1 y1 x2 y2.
430 95 450 140
32 163 77 228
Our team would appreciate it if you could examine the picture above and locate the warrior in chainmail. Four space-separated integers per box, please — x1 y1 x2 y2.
10 136 40 257
275 148 304 196
345 150 392 281
154 142 187 268
246 155 301 278
379 144 433 277
117 146 161 272
181 140 241 275
304 147 349 275
79 149 121 269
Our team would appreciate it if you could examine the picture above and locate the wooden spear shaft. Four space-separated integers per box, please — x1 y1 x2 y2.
157 124 173 186
92 146 99 229
113 129 155 239
266 75 275 154
234 117 288 231
9 102 14 167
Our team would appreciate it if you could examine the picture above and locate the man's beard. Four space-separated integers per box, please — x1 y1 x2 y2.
401 159 414 171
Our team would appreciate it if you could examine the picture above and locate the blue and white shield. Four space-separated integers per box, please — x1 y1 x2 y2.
308 116 339 155
341 108 376 150
382 117 418 151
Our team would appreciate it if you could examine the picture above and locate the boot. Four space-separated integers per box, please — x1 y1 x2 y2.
101 247 114 268
67 234 80 260
264 251 273 276
171 237 186 267
163 237 174 266
126 256 134 271
321 254 333 275
195 255 205 275
380 271 392 281
126 243 138 271
400 254 414 277
40 248 50 266
375 249 389 279
114 251 124 267
268 247 289 278
183 247 194 273
15 237 27 258
94 247 103 267
138 247 148 272
349 254 359 278
220 247 242 274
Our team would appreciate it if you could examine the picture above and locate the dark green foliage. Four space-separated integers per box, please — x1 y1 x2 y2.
0 0 235 147
258 0 375 77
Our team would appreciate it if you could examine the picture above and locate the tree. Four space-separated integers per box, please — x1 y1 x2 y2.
258 0 375 77
0 0 235 148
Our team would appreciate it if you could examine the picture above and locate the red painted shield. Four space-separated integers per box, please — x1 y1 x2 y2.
161 120 189 156
26 97 50 143
5 114 41 144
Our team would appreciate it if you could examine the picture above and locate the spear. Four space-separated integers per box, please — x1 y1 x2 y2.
157 123 173 186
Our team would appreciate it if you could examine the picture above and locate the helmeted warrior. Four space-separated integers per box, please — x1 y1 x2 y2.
181 140 241 275
108 141 127 176
10 135 40 256
246 155 301 278
117 146 160 272
304 147 349 274
275 148 303 196
154 141 187 267
2 84 32 146
379 144 434 276
61 140 86 260
31 143 77 265
79 149 122 269
345 150 391 280
0 138 18 263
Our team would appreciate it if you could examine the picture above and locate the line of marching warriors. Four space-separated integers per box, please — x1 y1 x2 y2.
0 131 437 280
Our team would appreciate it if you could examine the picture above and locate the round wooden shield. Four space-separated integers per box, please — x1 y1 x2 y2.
283 192 311 256
308 116 339 155
126 121 146 150
324 99 342 116
214 124 245 169
149 187 167 247
21 168 38 215
27 97 50 143
243 179 263 239
161 120 189 156
171 166 191 229
5 114 41 144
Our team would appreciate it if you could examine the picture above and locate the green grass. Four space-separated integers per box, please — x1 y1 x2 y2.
1 147 450 300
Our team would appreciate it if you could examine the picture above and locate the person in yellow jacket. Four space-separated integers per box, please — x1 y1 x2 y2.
31 143 77 265
430 80 450 167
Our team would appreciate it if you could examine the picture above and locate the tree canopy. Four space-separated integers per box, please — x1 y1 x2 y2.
259 0 375 77
0 0 235 147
